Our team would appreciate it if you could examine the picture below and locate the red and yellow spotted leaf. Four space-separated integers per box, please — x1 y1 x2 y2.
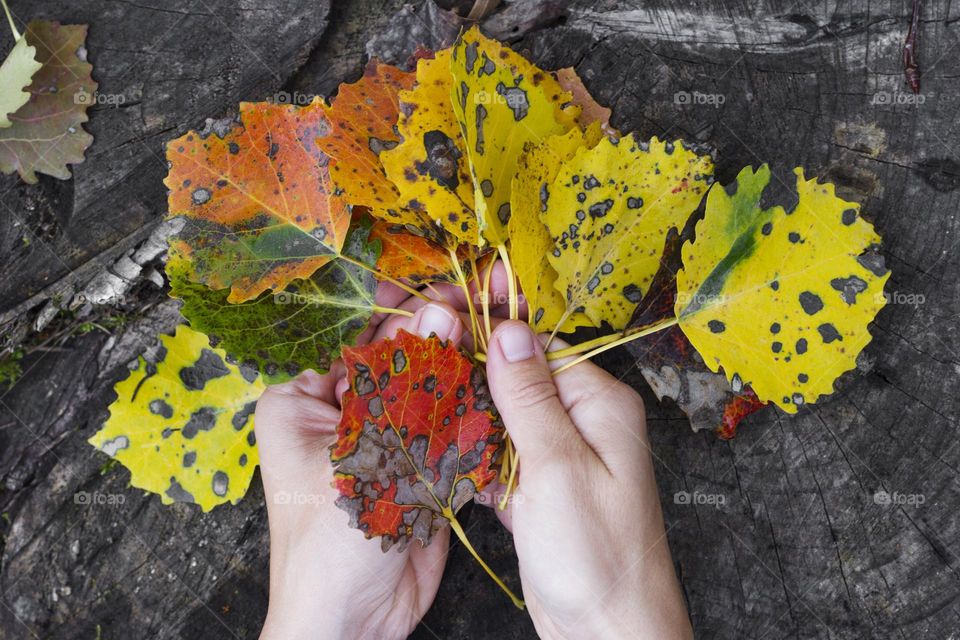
165 99 349 302
331 330 503 551
318 60 416 213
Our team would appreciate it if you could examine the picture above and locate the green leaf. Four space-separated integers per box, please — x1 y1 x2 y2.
89 325 264 512
0 35 41 128
676 165 890 413
169 218 381 384
542 135 714 330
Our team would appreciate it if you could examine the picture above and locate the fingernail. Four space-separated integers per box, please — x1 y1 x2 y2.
497 323 536 362
416 304 456 340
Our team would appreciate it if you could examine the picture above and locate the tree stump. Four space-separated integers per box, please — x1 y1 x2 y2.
0 1 957 638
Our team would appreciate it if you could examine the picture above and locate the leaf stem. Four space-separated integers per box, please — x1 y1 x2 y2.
1 0 20 41
497 244 519 320
481 254 495 341
371 305 414 318
498 442 520 511
449 248 485 352
339 254 429 302
445 509 525 609
553 317 679 375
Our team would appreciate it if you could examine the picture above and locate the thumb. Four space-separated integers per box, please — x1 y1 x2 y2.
485 321 586 465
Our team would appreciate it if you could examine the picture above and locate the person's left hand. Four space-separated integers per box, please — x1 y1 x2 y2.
258 268 512 640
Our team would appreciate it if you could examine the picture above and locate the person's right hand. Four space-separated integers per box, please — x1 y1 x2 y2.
481 321 693 640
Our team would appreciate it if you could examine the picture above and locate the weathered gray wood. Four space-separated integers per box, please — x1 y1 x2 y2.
0 0 958 639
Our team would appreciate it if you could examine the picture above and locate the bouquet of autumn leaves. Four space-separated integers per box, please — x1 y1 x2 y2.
90 28 889 605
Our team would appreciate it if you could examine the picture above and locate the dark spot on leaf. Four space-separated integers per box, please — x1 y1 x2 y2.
149 399 174 419
830 275 868 304
817 323 843 343
708 320 726 333
799 291 824 315
212 471 229 497
179 349 230 390
796 338 808 354
183 407 217 439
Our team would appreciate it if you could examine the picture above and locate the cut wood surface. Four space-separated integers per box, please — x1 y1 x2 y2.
0 1 957 638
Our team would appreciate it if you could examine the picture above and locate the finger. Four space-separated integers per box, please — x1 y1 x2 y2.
485 321 592 468
546 339 651 474
474 478 514 532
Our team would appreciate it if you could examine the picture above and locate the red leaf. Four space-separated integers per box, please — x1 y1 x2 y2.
331 330 503 551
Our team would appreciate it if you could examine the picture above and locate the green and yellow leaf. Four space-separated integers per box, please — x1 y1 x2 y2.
450 26 579 247
165 99 350 303
0 35 42 128
90 325 263 511
675 165 889 412
510 124 603 332
381 50 477 246
169 218 380 384
543 135 713 329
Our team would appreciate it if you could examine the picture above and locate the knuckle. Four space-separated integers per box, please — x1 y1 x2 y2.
508 374 560 413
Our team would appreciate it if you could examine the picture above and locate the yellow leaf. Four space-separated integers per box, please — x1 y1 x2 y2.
450 26 579 247
543 135 714 330
381 50 477 246
510 124 603 332
89 325 264 511
676 165 889 413
0 36 41 128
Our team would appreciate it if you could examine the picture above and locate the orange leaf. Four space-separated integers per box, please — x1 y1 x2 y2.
164 100 349 303
370 220 460 283
318 61 416 212
556 67 618 137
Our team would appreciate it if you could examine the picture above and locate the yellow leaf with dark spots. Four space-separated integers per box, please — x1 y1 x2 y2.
89 326 264 511
381 50 477 246
543 135 713 330
510 124 603 332
450 26 579 247
676 165 889 412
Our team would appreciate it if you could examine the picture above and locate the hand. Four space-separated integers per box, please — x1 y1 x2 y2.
481 320 693 640
258 265 514 640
